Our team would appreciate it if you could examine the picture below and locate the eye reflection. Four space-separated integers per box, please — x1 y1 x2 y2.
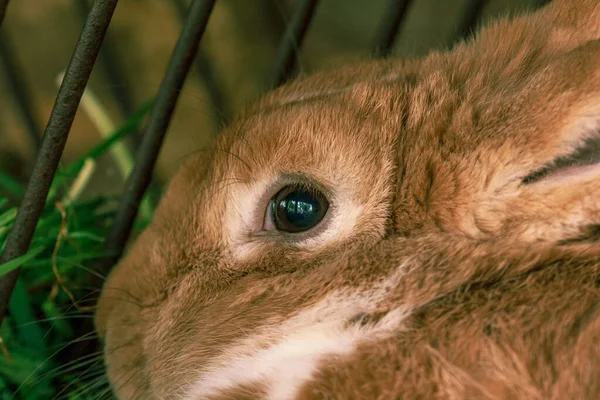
268 186 329 233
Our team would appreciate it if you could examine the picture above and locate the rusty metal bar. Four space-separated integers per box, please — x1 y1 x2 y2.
0 31 43 148
454 0 488 42
172 0 229 125
371 0 414 58
75 0 138 138
0 0 119 325
99 0 216 276
268 0 320 90
0 0 9 28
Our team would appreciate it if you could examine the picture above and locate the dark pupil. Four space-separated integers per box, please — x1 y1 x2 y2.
273 188 327 233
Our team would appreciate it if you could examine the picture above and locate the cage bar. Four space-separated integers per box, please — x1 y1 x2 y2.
268 0 320 90
0 0 119 325
173 0 230 125
74 0 145 150
99 0 216 277
372 0 414 57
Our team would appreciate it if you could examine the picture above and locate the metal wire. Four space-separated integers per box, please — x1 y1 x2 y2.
268 0 320 90
0 31 42 148
172 0 230 125
0 0 119 325
75 0 139 138
0 0 8 28
99 0 216 277
372 0 414 57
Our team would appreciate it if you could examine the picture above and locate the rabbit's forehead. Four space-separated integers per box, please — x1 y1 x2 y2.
212 99 394 198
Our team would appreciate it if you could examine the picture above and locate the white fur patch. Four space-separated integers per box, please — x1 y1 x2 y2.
183 265 410 400
225 176 274 260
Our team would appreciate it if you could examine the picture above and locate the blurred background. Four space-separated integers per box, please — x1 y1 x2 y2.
1 0 544 196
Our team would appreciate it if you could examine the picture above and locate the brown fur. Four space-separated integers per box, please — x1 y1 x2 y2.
96 1 600 398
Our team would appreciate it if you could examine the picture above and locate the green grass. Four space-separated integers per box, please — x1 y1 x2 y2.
0 99 155 399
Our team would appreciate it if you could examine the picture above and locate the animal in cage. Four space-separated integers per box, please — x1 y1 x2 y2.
93 0 600 398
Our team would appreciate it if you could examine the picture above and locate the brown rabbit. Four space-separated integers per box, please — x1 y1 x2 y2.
95 1 600 398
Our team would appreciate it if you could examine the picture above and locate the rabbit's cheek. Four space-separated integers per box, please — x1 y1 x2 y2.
102 303 156 399
179 267 410 400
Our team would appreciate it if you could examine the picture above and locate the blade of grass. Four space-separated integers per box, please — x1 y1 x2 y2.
61 159 96 207
60 99 154 178
7 279 45 350
57 72 133 184
0 245 45 276
47 98 154 208
0 207 17 240
41 300 73 338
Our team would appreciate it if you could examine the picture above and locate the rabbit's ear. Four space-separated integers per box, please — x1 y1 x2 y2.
518 33 600 187
521 106 600 187
464 25 600 244
477 94 600 244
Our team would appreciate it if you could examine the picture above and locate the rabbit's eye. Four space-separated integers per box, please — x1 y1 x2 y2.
266 185 329 233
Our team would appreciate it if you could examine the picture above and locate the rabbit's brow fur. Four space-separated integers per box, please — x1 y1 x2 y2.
96 1 600 399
